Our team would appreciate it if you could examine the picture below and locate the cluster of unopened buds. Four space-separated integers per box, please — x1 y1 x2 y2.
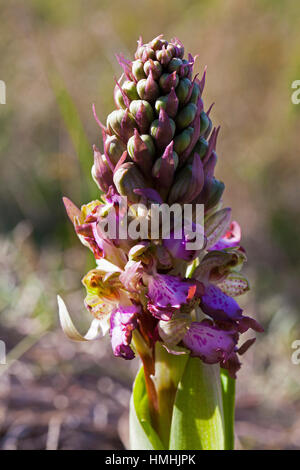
59 35 263 443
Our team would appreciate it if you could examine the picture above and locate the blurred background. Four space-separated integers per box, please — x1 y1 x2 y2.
1 0 300 450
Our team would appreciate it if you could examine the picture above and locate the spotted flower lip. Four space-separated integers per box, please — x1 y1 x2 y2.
110 305 140 359
182 319 236 364
145 273 203 321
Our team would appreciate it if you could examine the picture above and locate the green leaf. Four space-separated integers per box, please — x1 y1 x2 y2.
129 366 165 450
169 357 225 450
220 368 236 450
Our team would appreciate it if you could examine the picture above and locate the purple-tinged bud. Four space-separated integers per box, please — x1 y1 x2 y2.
106 109 136 142
176 78 192 104
189 82 201 104
204 150 218 179
135 45 146 60
206 178 225 211
129 99 154 134
114 84 127 109
113 162 146 203
176 102 198 130
166 43 176 59
132 60 147 81
200 111 210 136
202 126 220 165
150 35 164 51
144 59 162 80
173 127 194 155
127 129 154 176
168 58 183 73
141 46 156 62
156 46 172 66
172 38 184 58
159 72 179 93
152 151 179 177
137 71 160 102
92 145 114 193
191 137 209 160
104 135 126 166
204 115 213 139
168 153 204 204
152 141 176 191
150 108 176 150
155 87 179 118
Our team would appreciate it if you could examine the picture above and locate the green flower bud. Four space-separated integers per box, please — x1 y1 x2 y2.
105 135 126 165
168 164 193 204
132 60 146 81
173 127 194 154
129 99 154 128
152 151 179 177
150 115 176 147
155 95 168 115
200 111 210 136
176 78 192 104
137 75 159 102
206 178 225 211
127 133 155 160
175 103 197 130
144 59 162 80
106 109 136 140
140 134 156 157
192 137 209 160
122 80 139 101
114 87 126 109
168 58 183 74
189 82 201 104
159 72 179 93
113 162 146 203
156 48 172 66
204 115 213 139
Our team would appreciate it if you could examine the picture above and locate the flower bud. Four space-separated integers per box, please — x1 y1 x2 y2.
168 153 204 204
150 108 176 149
155 87 179 118
189 82 201 104
200 111 210 136
173 127 194 155
159 72 179 93
104 135 126 165
141 46 156 62
150 36 164 51
127 129 154 175
122 80 139 101
156 46 172 66
129 99 154 134
176 78 192 104
175 102 198 130
152 141 176 191
168 58 183 74
152 151 179 177
191 136 209 160
132 60 146 81
144 59 162 80
173 39 184 58
92 145 113 192
137 71 160 102
205 178 225 211
113 162 146 203
106 109 136 141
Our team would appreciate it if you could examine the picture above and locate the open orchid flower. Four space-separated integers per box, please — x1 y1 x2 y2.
58 35 262 451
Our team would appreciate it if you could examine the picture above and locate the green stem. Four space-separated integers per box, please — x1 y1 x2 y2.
220 369 236 450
